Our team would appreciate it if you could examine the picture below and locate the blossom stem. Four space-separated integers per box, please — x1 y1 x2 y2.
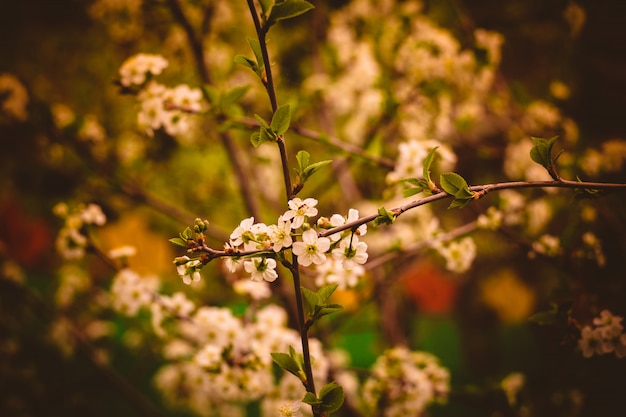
290 259 318 396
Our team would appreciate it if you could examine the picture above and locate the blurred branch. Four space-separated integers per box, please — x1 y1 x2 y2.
366 221 478 272
166 0 211 84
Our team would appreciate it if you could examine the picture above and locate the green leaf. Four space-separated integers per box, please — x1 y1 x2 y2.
401 177 429 197
302 160 332 179
317 284 338 303
250 132 262 147
301 286 319 315
169 237 187 247
270 104 291 135
271 352 301 377
447 197 473 209
180 227 193 240
303 392 322 406
259 0 274 17
423 146 438 186
260 126 276 142
202 84 219 105
253 114 270 129
530 136 560 180
317 304 344 319
222 85 250 108
440 172 472 198
318 382 345 413
246 37 265 72
374 206 397 226
296 150 310 172
268 0 314 26
233 54 257 72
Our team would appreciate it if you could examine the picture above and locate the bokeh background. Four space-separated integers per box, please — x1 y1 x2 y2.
1 1 626 416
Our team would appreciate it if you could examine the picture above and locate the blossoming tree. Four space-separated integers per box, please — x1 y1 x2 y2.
2 1 626 416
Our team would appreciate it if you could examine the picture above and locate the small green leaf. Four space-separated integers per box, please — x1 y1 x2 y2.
303 392 321 406
270 104 291 135
180 227 193 240
318 382 345 413
447 197 473 209
222 85 250 108
271 352 301 378
246 37 265 72
254 114 270 129
296 150 311 172
169 237 187 247
302 160 332 179
250 132 262 147
317 304 344 319
530 136 560 180
401 177 429 197
440 172 472 198
423 147 438 185
259 0 274 17
268 0 314 26
301 286 319 315
260 126 276 142
374 206 397 226
317 284 338 303
233 54 257 72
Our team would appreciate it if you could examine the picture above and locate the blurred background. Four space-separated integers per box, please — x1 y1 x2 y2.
1 1 626 416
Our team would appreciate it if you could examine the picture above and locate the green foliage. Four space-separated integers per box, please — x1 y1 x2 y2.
169 226 194 247
374 206 397 226
293 150 332 193
271 345 307 384
270 104 292 136
530 136 561 180
440 172 475 209
402 147 440 197
251 105 293 147
234 37 266 80
203 85 250 117
303 381 345 414
267 0 315 27
301 284 343 326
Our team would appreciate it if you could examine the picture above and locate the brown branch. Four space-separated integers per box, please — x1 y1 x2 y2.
166 0 211 84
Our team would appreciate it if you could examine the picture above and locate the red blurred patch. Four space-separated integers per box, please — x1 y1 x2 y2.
399 259 458 314
0 196 53 267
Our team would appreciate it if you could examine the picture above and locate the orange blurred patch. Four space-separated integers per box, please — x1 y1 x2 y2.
480 269 535 323
399 259 458 314
96 210 175 277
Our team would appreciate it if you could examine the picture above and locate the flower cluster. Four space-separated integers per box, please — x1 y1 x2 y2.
110 268 159 316
53 202 107 260
578 309 626 358
154 304 328 415
432 236 477 274
119 53 168 87
221 199 369 288
118 53 204 137
362 347 450 417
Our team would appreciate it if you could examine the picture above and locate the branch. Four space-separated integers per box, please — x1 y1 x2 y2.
318 179 626 238
166 0 211 84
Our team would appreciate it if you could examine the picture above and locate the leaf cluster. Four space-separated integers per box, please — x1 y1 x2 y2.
258 0 315 29
301 284 343 327
293 150 332 194
250 104 292 147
